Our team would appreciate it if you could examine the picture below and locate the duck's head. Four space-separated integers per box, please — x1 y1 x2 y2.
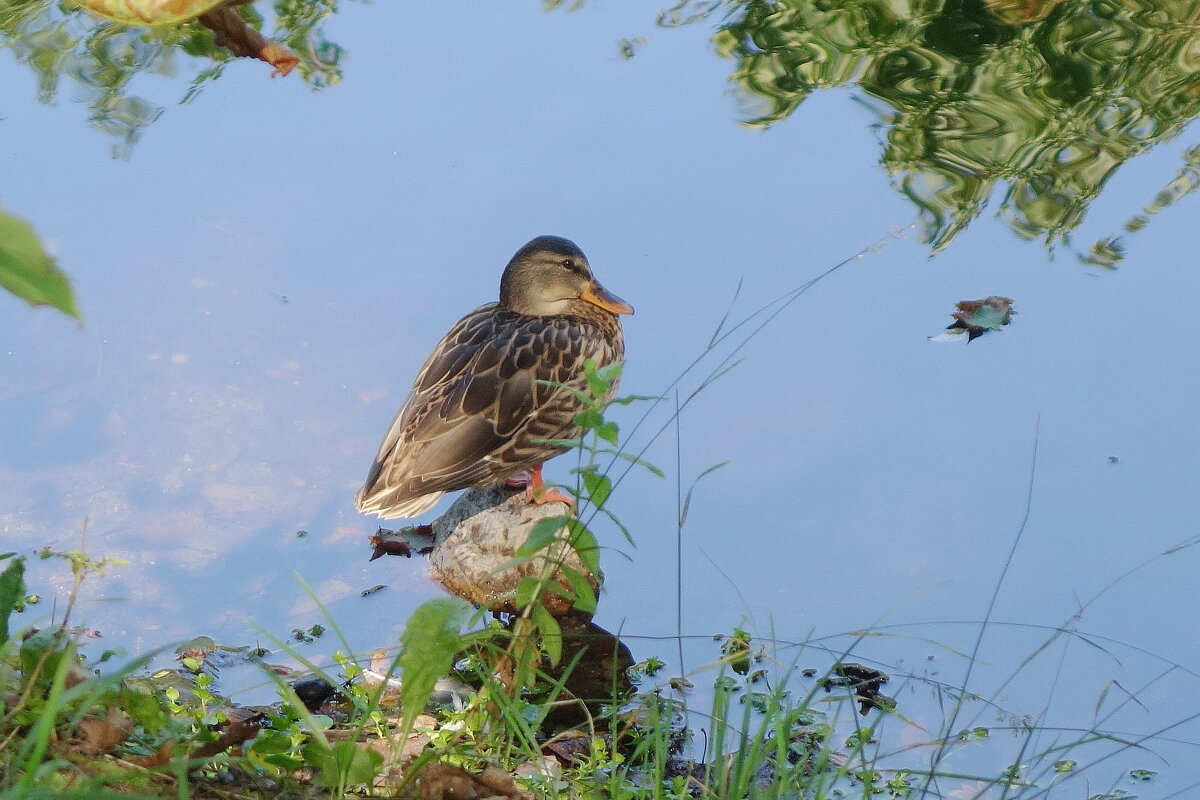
500 235 634 317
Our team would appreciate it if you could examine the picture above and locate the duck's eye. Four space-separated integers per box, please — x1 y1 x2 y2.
561 258 581 273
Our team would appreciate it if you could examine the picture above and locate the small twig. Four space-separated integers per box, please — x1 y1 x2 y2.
197 7 299 76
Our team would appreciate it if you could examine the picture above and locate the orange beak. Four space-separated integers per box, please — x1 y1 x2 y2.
580 283 634 315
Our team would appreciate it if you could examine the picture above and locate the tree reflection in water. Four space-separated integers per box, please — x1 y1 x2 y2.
4 0 1195 261
673 0 1200 263
0 0 345 157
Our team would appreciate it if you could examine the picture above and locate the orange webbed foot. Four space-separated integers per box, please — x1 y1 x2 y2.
517 464 574 509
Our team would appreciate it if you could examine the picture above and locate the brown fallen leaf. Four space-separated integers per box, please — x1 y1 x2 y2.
197 7 299 76
76 708 133 754
541 733 593 765
131 740 174 769
192 717 262 759
365 724 434 789
370 537 411 560
130 710 263 767
408 761 532 800
475 764 528 797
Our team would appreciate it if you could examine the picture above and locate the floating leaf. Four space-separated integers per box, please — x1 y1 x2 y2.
934 296 1016 342
0 209 79 319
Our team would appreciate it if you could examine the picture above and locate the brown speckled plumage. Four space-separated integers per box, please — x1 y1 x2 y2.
356 236 632 519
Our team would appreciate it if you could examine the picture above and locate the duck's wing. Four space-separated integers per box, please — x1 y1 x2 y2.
356 305 578 516
357 301 625 519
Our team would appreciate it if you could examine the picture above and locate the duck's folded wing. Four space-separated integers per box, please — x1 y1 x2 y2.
357 307 547 508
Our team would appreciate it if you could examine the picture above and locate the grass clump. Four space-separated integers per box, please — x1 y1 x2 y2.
0 536 1192 799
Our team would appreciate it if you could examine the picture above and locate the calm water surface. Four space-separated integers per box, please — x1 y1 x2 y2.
2 1 1199 791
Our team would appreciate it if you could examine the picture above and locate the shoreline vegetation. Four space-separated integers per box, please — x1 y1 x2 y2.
3 374 1195 797
2 537 1190 799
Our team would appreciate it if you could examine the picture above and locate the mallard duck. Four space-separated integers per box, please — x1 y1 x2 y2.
356 235 633 519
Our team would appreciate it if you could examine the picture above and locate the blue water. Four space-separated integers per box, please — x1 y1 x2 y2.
2 2 1199 792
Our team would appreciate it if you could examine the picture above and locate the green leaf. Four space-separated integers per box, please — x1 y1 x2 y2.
252 729 296 755
582 358 606 398
264 752 306 770
565 520 601 576
596 421 619 446
115 687 168 734
609 393 664 405
596 448 666 478
535 379 592 405
582 471 612 509
0 208 79 320
398 597 470 731
19 627 70 682
515 576 539 608
0 555 26 646
562 567 597 614
516 516 571 558
306 740 383 789
532 604 562 666
574 408 604 431
596 360 624 384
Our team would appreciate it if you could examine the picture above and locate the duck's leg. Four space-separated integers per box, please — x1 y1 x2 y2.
508 464 574 508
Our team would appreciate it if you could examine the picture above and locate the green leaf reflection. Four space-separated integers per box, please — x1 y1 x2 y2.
692 0 1200 261
0 0 346 157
